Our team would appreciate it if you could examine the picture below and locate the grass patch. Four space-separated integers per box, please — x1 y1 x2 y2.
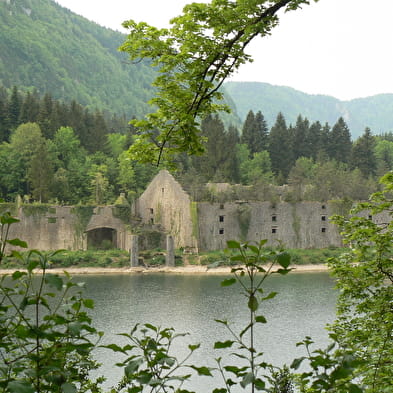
0 247 345 270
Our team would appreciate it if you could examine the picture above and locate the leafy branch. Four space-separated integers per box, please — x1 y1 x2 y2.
120 0 318 165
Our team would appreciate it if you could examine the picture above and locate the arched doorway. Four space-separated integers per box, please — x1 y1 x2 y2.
87 227 117 249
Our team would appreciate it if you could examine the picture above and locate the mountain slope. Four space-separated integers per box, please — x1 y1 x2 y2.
223 81 393 138
0 0 156 117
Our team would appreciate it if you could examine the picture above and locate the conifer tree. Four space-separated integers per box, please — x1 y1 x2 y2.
268 112 292 181
241 110 268 157
193 115 239 182
37 92 55 139
306 120 323 160
19 90 40 124
328 117 352 163
6 86 21 131
291 115 310 160
350 127 377 177
0 94 8 142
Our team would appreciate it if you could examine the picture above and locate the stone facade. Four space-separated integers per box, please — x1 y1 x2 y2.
136 170 198 251
136 171 343 251
196 201 342 250
3 170 389 253
5 205 131 251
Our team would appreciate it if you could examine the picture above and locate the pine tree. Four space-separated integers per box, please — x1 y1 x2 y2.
268 112 292 181
291 115 310 160
7 86 21 131
350 127 377 177
193 115 238 182
328 117 352 163
0 93 8 142
37 93 55 139
19 90 40 124
241 110 268 156
306 121 323 160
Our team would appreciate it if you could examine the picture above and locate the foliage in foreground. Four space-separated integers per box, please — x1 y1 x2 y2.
0 214 104 393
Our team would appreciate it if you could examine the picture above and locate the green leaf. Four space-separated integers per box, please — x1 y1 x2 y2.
125 360 142 376
276 252 291 268
45 274 63 290
61 383 77 393
12 270 26 280
190 365 213 376
214 319 228 325
348 384 363 393
276 268 292 275
0 214 19 225
221 278 236 287
144 323 158 331
68 322 82 336
27 260 39 272
248 294 258 312
10 250 23 260
7 238 28 248
254 378 266 390
188 343 201 351
255 315 267 323
102 343 128 353
83 298 94 309
7 381 34 393
291 356 306 370
226 240 240 249
214 340 234 349
262 291 277 301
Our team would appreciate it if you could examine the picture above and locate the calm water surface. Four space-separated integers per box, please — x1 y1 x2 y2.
78 272 336 390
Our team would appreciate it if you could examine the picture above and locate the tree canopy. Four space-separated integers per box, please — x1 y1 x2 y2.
121 0 319 165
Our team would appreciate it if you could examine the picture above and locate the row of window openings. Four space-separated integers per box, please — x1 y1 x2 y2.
219 227 328 235
218 215 327 222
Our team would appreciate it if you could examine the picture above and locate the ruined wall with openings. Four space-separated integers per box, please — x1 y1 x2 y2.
136 170 198 251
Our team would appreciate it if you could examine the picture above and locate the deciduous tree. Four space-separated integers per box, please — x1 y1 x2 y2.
121 0 318 164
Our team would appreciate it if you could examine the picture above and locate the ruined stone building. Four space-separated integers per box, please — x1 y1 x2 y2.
137 170 344 251
2 169 387 252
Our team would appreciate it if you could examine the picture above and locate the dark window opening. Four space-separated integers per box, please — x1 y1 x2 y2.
220 204 224 209
321 204 326 209
149 208 154 214
321 215 326 221
368 215 373 220
150 218 154 225
219 228 224 235
162 188 165 193
321 227 327 233
272 228 277 234
219 215 224 222
272 215 277 222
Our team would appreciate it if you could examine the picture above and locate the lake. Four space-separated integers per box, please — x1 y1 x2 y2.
76 271 337 391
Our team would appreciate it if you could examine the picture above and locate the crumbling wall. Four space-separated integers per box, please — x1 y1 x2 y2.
196 201 344 251
137 170 198 250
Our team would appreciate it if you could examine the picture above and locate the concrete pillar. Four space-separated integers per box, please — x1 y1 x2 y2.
165 235 175 267
130 235 139 267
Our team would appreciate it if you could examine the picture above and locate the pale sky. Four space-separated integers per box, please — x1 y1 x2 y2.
55 0 393 101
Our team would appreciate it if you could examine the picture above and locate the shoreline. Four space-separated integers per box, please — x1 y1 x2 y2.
0 264 329 276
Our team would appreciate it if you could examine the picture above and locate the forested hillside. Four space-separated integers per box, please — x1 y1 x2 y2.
0 0 155 117
1 0 393 207
224 81 393 138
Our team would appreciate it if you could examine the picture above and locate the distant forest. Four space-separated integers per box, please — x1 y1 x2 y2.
1 87 393 205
